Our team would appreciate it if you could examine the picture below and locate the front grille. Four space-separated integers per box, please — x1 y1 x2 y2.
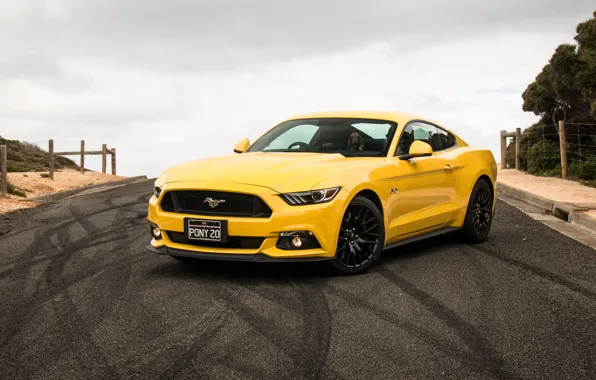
160 190 272 218
166 231 265 249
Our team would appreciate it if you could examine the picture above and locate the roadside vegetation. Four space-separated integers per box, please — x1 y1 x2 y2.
0 136 78 197
509 10 596 185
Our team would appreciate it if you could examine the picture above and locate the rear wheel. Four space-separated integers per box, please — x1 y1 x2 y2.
327 196 385 275
461 179 494 243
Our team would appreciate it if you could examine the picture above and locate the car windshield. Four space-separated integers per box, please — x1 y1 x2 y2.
246 118 398 157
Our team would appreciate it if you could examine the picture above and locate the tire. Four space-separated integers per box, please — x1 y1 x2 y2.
170 255 197 264
461 179 494 243
327 196 385 275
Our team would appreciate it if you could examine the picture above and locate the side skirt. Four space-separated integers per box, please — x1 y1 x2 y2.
382 227 460 251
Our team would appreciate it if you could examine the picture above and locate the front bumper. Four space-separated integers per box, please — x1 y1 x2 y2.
146 245 332 262
147 181 349 261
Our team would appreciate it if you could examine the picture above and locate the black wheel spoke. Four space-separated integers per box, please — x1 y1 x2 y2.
362 223 379 233
472 187 492 236
335 203 382 268
362 217 376 225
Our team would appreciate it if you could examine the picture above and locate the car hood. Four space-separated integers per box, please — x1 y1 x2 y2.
158 152 374 193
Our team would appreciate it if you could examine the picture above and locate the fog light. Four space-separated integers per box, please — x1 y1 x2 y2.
276 231 321 250
292 236 302 248
148 221 163 240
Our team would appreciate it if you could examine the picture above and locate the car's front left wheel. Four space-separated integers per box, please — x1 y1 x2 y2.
327 196 385 275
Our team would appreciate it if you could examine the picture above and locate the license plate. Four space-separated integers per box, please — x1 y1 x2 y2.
186 219 227 242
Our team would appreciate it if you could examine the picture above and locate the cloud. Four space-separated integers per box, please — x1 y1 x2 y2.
0 0 594 70
0 0 594 177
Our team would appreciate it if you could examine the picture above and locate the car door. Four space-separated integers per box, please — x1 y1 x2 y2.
385 121 458 240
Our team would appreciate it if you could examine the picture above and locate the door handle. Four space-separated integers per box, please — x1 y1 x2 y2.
444 164 455 171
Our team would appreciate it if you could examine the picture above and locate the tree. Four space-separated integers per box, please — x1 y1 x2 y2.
575 11 596 118
522 11 596 123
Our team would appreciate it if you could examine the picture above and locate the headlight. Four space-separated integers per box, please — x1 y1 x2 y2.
280 187 340 205
154 186 162 198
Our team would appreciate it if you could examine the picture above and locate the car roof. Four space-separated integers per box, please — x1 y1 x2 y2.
284 110 438 126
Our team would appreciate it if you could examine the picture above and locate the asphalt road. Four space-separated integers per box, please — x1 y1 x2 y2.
0 179 595 380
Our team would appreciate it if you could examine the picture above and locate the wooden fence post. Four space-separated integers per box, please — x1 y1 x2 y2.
111 148 117 175
102 144 107 174
1 145 7 197
559 120 567 179
80 140 85 174
515 127 521 170
49 139 54 180
500 130 507 169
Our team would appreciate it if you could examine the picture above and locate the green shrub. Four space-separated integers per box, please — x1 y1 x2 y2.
569 159 596 180
6 181 26 197
526 140 561 175
40 173 50 178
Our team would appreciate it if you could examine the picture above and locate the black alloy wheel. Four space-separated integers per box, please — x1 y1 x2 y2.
462 179 493 243
473 186 492 235
328 196 385 275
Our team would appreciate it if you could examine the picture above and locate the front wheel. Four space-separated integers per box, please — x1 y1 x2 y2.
327 196 385 275
461 179 494 243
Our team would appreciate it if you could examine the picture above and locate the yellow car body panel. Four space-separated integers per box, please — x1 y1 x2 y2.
147 111 497 261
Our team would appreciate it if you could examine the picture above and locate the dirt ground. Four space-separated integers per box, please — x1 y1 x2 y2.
497 168 596 208
0 169 125 214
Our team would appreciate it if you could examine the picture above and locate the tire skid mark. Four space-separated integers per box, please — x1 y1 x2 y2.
65 201 139 330
376 267 521 380
461 246 503 340
0 196 149 378
0 185 148 243
239 281 304 314
18 247 149 353
25 196 148 377
195 350 278 380
70 203 102 236
151 275 342 380
0 223 143 282
326 283 519 380
213 281 344 380
1 216 86 379
327 319 404 375
234 280 335 379
291 278 334 380
34 201 134 378
0 218 79 349
470 243 596 302
151 286 243 380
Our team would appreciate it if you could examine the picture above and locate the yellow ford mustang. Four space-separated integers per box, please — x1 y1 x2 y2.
147 111 497 275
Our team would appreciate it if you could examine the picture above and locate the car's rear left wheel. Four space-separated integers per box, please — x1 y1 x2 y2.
327 196 385 275
461 179 494 243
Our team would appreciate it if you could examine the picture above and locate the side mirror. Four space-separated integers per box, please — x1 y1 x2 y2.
399 140 433 160
233 138 250 153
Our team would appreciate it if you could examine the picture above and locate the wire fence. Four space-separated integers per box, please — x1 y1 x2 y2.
503 121 596 181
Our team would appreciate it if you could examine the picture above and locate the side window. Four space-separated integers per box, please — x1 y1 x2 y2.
264 124 319 150
396 122 440 155
434 127 457 150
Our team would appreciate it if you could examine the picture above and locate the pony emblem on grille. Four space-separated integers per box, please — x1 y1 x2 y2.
204 197 226 209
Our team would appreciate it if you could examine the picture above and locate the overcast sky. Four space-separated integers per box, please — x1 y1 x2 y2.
1 0 594 178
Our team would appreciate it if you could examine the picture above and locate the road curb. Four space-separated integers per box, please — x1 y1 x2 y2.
30 175 149 203
497 181 596 233
569 211 596 232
